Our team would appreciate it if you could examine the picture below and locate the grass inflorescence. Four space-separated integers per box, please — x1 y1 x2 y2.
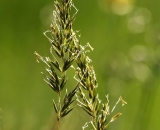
35 0 127 129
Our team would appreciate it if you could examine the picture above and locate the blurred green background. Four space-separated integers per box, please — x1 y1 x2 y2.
0 0 160 129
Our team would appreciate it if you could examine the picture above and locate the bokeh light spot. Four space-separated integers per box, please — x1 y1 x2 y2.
39 3 54 28
98 0 134 15
133 63 151 82
111 0 133 15
130 45 148 62
127 7 152 33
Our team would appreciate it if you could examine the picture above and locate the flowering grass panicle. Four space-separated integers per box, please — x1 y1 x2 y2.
35 0 127 129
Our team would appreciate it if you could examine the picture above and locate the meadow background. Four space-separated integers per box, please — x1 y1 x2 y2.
0 0 160 129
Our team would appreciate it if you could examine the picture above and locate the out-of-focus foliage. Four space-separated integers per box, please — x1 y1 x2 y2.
0 0 160 130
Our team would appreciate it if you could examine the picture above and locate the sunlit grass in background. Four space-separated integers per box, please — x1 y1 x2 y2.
0 0 160 130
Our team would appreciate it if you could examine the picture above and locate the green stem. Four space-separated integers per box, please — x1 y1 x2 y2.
57 91 61 130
